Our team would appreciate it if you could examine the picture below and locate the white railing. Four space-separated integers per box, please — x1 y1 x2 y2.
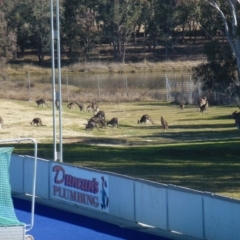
10 154 240 240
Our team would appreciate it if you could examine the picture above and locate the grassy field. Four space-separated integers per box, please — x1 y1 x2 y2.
0 99 240 199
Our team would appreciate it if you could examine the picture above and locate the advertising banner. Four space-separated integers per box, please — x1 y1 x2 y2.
50 163 109 212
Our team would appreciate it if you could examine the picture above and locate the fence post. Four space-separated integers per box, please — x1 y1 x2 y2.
165 73 171 102
125 76 129 98
98 76 101 102
66 72 69 102
27 71 31 101
188 74 193 104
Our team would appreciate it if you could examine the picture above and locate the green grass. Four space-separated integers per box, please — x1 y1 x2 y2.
1 100 240 199
7 139 240 199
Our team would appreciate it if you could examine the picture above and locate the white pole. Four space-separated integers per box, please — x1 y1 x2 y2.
98 76 101 102
50 0 57 161
56 0 63 162
66 72 69 102
27 71 31 101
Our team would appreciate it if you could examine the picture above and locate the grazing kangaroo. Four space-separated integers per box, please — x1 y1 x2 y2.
107 118 119 128
231 111 240 129
86 102 99 113
67 101 78 109
94 111 105 121
85 117 101 131
30 118 46 126
138 114 154 124
36 98 49 107
76 102 85 111
0 117 5 129
86 105 94 112
161 116 168 131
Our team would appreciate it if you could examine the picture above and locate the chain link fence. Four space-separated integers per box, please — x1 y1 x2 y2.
0 72 236 105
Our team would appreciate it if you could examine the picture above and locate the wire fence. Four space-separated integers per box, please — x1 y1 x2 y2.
0 72 237 105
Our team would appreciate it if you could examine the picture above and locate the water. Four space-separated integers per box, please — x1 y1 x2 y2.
3 72 229 104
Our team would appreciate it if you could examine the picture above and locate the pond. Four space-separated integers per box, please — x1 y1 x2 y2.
2 71 230 105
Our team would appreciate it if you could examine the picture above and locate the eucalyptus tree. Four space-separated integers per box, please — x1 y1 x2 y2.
6 0 52 65
63 0 101 62
144 0 177 59
98 0 143 62
6 1 34 54
203 0 240 83
196 0 240 103
174 0 201 42
0 9 16 79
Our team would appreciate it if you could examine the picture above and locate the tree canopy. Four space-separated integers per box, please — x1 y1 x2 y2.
1 0 240 101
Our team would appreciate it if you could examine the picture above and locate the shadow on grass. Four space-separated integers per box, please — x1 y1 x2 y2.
4 138 240 198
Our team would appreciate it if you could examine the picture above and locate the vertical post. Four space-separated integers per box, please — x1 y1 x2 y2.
56 0 63 162
50 0 57 161
189 74 192 104
66 71 69 102
98 76 101 102
182 74 184 104
125 76 129 98
165 73 168 102
27 71 31 101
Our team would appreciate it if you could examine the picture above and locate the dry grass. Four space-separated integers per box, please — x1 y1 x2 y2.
1 99 240 199
0 99 238 145
6 60 202 76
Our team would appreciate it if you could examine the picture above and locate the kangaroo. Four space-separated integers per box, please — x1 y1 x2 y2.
67 101 78 109
30 118 46 126
76 102 85 111
138 114 154 125
90 116 106 128
200 101 208 114
231 111 240 129
107 118 119 128
55 100 60 110
180 103 185 110
86 101 99 113
94 111 105 121
0 117 5 129
86 105 93 112
36 98 49 107
161 116 168 131
85 117 100 131
92 101 99 111
198 97 208 111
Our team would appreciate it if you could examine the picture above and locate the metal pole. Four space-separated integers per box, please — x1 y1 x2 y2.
56 0 63 162
98 76 101 102
27 71 31 101
66 72 69 102
50 0 57 161
125 76 129 98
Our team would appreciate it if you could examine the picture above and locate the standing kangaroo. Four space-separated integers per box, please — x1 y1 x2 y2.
200 101 208 114
161 116 168 131
231 111 240 130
